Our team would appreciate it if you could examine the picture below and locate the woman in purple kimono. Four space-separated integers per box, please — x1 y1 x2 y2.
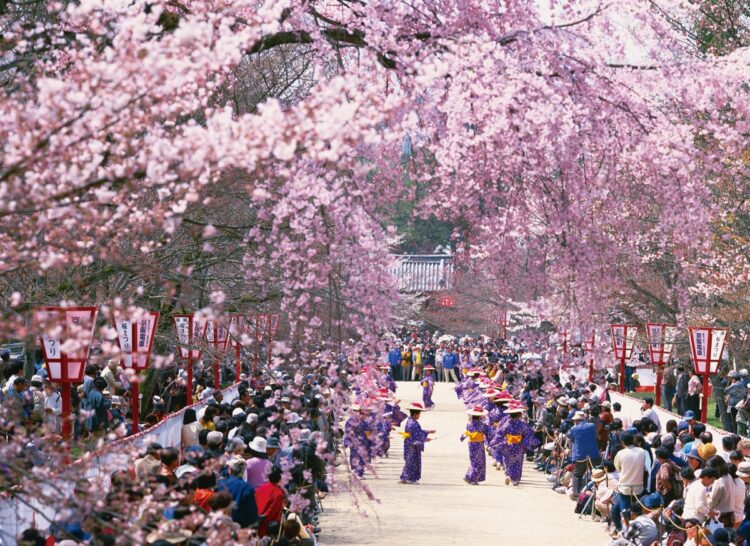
378 365 397 392
461 405 490 485
492 403 539 486
399 402 435 484
421 366 435 408
487 393 511 468
344 404 372 478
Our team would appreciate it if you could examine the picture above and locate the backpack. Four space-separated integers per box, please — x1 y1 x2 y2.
667 462 684 499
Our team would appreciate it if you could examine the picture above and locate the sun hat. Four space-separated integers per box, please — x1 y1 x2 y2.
468 405 488 417
286 412 301 424
591 468 607 482
504 404 525 414
246 413 258 424
175 464 197 479
571 411 586 421
423 365 435 371
231 407 245 418
737 461 750 478
407 402 426 412
602 401 612 409
249 436 267 454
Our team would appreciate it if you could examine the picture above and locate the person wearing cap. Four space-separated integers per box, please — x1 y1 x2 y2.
591 467 618 520
217 456 259 528
606 502 658 546
567 410 601 499
421 365 435 409
399 402 435 484
492 402 539 486
461 405 490 485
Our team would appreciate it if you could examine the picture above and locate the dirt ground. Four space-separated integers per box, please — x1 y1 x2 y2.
320 381 609 546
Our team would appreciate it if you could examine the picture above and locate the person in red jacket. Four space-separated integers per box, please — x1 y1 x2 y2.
255 466 286 537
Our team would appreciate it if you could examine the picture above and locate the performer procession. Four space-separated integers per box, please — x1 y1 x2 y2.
342 325 750 546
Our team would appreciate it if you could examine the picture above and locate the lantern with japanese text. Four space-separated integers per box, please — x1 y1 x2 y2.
173 314 207 402
113 310 159 433
610 324 639 393
498 309 509 339
33 306 98 440
688 326 728 423
646 322 679 406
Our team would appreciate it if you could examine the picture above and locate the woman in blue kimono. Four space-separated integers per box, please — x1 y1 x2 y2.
399 402 435 484
461 405 491 484
493 403 540 486
421 366 435 408
487 393 511 469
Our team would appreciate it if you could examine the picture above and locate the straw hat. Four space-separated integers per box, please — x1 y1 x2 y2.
504 404 525 414
468 405 488 417
146 529 192 545
423 365 435 371
407 402 426 412
571 411 586 421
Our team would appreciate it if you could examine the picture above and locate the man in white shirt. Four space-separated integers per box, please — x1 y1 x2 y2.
640 397 661 431
683 468 718 523
611 432 647 534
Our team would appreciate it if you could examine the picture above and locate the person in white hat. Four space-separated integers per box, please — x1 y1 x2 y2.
246 436 272 489
399 402 435 484
461 405 490 485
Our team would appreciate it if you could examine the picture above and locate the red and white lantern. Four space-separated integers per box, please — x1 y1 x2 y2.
33 306 98 439
688 325 728 422
206 319 230 389
173 314 207 401
646 322 678 406
610 324 639 393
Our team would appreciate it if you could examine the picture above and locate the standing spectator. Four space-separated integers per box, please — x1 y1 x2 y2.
255 466 285 538
443 347 459 383
687 371 702 416
566 411 601 498
388 345 403 381
43 380 62 433
712 371 730 431
6 376 34 421
725 371 745 433
611 432 647 535
411 345 423 381
85 377 109 434
434 344 445 382
401 345 413 382
100 359 121 393
662 364 678 412
217 457 259 528
422 343 435 380
676 366 690 416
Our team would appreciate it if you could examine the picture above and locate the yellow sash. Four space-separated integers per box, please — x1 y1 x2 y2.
399 431 411 439
464 431 485 443
506 434 522 445
421 381 428 388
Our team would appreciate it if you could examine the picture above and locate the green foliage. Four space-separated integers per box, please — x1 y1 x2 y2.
694 0 750 56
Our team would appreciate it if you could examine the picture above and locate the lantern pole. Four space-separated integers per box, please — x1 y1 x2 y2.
131 379 140 433
654 334 664 407
588 357 594 383
235 343 241 382
186 353 193 405
213 321 220 390
60 354 72 440
701 328 713 424
619 352 626 394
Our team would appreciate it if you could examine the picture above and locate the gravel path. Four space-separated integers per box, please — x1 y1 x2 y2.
320 381 608 545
